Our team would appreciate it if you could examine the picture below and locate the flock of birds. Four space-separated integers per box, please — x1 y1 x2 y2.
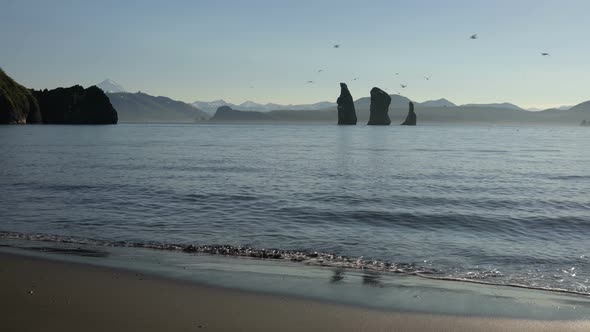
304 34 551 93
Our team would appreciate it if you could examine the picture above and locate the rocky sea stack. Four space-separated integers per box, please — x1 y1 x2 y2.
367 87 391 125
401 101 417 125
0 68 41 124
33 86 118 124
337 83 357 125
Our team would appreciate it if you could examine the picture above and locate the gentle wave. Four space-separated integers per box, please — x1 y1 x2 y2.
1 230 588 297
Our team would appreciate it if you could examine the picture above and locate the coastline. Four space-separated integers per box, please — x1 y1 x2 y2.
2 252 589 332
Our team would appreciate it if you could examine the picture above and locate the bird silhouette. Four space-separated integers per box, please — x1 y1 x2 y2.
470 34 478 40
424 75 431 80
541 52 550 56
306 80 314 84
317 69 324 73
400 84 407 88
333 44 340 48
395 73 399 75
353 77 359 81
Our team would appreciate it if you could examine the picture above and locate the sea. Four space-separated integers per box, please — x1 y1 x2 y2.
1 124 589 318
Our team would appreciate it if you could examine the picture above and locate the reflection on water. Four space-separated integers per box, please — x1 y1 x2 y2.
362 273 383 287
330 269 384 288
27 246 110 258
330 268 345 283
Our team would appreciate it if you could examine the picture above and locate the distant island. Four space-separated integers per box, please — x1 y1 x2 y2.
1 69 117 124
210 105 271 122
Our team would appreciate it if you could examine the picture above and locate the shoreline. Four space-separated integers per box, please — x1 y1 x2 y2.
2 252 590 332
2 230 588 299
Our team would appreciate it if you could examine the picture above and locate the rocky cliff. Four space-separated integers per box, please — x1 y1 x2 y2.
401 101 417 125
33 85 118 124
337 83 357 125
0 69 41 124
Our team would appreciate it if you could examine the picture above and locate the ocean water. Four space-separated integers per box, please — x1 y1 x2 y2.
1 124 589 296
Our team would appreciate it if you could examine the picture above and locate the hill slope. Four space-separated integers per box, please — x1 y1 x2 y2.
570 100 590 112
419 98 456 108
108 92 209 123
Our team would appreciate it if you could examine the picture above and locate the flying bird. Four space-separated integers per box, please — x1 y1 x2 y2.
541 52 550 56
395 73 399 75
400 84 407 88
333 44 340 48
306 80 314 84
424 75 431 80
353 77 359 81
317 69 324 73
470 34 478 40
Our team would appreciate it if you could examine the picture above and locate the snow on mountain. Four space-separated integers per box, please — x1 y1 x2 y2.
191 100 236 114
192 99 338 114
97 79 126 93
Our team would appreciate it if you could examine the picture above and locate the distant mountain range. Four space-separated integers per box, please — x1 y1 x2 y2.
208 97 590 125
528 105 573 112
96 80 590 125
192 99 338 114
193 97 561 113
195 95 452 114
196 95 455 114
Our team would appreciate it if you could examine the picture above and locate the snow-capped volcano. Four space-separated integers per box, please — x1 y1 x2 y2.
97 79 126 93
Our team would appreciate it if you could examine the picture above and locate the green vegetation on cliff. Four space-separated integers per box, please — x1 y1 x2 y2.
0 68 41 124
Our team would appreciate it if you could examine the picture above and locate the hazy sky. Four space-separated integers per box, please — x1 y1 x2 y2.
2 0 589 108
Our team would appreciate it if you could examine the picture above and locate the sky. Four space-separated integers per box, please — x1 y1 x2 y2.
1 0 590 109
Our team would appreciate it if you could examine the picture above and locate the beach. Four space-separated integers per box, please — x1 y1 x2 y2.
1 252 588 332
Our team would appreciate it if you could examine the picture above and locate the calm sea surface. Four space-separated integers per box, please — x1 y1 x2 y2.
1 124 589 294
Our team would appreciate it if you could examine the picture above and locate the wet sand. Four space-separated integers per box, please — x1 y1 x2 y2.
1 252 589 332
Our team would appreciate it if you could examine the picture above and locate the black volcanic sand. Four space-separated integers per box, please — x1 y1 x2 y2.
1 253 589 332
